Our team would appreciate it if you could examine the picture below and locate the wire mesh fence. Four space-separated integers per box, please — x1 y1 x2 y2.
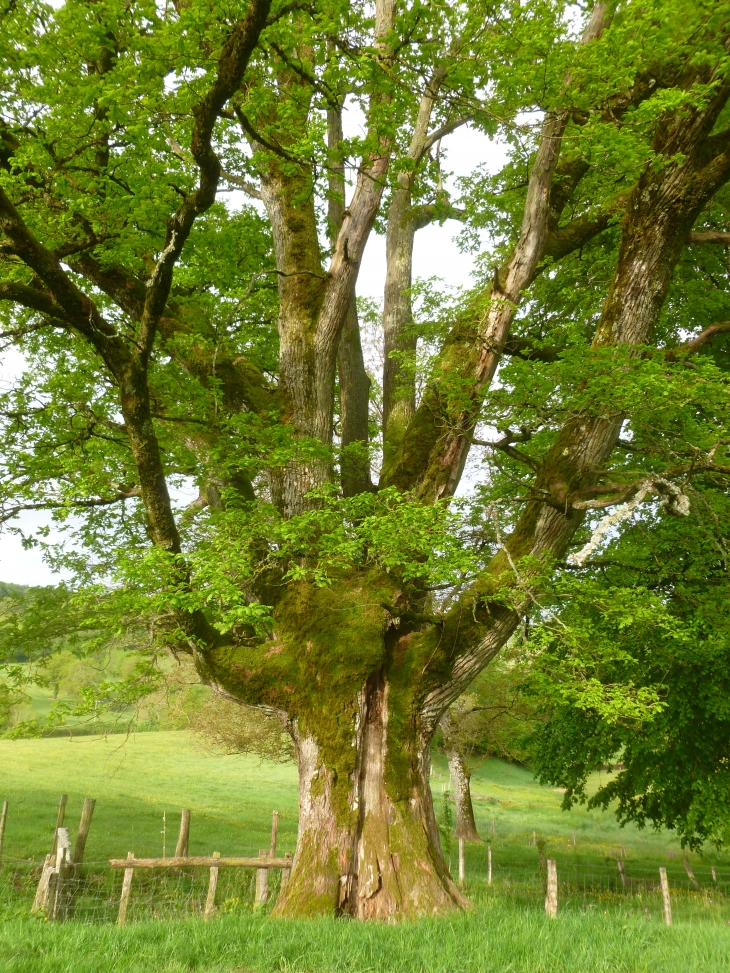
488 858 730 897
2 852 728 926
0 855 287 924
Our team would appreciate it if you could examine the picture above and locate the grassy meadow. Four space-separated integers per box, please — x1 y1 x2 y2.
0 731 729 972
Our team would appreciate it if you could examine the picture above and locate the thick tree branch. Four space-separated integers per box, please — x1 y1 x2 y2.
472 429 539 472
407 200 467 231
0 187 121 361
422 115 472 153
688 230 730 244
0 490 142 525
420 28 730 733
137 0 273 358
0 281 68 320
542 191 629 262
665 321 730 359
382 3 612 500
167 137 263 199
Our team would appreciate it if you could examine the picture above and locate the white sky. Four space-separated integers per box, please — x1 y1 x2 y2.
0 125 506 586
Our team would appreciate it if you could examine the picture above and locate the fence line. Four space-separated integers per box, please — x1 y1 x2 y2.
2 853 728 925
0 789 728 927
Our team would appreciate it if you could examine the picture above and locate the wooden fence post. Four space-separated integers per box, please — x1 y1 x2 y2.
0 800 8 868
50 847 69 921
269 811 279 857
50 795 68 858
204 852 220 920
50 828 71 921
683 851 699 890
280 852 292 890
712 865 718 883
537 837 547 875
617 858 627 890
488 844 492 885
175 809 191 859
659 867 672 926
32 855 55 914
545 859 558 918
73 798 95 866
255 849 268 907
118 852 135 927
458 836 465 888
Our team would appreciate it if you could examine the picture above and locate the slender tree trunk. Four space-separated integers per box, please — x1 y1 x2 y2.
328 100 372 497
338 302 372 496
445 747 481 842
380 65 449 475
381 184 418 465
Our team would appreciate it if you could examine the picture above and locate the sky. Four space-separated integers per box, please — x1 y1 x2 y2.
0 125 507 586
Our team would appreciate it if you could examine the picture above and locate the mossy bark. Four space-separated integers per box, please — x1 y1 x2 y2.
273 671 469 919
207 576 469 919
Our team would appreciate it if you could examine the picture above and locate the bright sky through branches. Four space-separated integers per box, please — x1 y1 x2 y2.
0 122 504 585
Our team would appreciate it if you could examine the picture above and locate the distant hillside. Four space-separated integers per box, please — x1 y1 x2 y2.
0 582 28 599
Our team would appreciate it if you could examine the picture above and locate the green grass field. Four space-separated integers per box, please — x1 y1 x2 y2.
0 731 728 973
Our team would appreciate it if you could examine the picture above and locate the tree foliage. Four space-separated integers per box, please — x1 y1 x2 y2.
524 484 730 850
1 0 730 917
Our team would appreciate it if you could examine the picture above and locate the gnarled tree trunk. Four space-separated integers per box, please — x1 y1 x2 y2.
263 642 469 918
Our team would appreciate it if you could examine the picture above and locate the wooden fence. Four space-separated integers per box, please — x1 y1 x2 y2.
0 794 711 927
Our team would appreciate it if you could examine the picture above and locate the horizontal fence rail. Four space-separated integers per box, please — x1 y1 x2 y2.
109 856 292 870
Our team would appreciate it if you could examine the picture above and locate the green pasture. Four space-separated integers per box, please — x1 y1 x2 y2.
0 730 723 888
0 731 299 864
3 902 730 973
0 732 729 972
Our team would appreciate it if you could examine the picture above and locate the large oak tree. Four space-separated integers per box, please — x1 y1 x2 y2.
2 0 730 918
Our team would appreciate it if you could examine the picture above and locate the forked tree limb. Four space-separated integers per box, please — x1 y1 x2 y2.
316 0 397 361
0 0 273 655
381 2 612 499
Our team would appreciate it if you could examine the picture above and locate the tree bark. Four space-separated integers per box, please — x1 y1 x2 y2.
445 747 481 843
272 671 468 919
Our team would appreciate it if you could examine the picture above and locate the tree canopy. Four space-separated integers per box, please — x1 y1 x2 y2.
1 0 730 918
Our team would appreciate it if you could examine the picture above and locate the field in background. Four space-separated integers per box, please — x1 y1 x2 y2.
0 730 724 887
0 731 729 972
0 731 299 864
